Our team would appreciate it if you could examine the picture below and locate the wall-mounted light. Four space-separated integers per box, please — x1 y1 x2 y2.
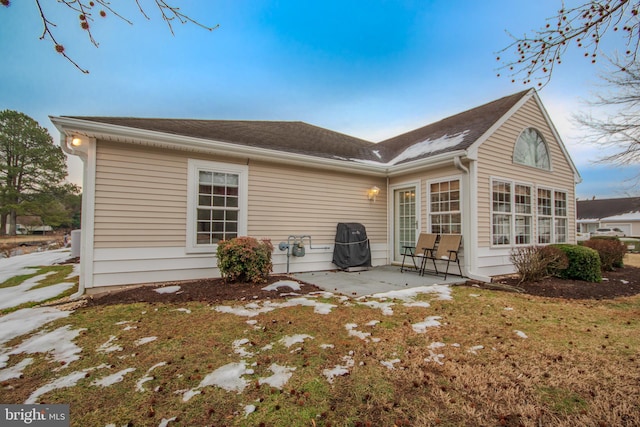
367 186 380 201
71 137 83 147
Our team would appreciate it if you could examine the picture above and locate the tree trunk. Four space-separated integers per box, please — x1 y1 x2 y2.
0 213 6 236
8 209 16 236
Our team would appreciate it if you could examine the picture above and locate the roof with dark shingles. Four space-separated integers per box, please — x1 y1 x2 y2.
374 90 530 164
62 117 381 162
577 197 640 219
63 90 531 165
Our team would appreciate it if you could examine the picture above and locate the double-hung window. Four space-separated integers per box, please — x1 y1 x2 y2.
492 179 533 246
186 159 248 253
429 179 461 234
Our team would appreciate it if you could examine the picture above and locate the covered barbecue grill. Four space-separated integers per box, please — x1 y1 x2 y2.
332 222 372 270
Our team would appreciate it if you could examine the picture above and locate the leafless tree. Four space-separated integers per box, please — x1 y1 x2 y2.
497 0 640 87
573 60 640 180
1 0 218 73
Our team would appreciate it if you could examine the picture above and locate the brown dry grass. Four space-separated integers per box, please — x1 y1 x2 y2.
1 285 639 426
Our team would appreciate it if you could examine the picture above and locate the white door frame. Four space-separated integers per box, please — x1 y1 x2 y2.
388 181 421 264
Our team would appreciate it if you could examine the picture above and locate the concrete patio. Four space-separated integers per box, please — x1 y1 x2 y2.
292 265 466 297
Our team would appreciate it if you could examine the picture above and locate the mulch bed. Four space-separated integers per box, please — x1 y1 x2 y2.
472 266 640 300
83 266 640 307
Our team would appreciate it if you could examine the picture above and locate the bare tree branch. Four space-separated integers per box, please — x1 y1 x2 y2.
573 60 640 183
497 0 640 88
2 0 219 73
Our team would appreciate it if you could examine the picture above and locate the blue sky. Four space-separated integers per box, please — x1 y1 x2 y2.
1 0 638 198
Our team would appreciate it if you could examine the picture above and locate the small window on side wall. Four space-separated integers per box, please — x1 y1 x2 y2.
186 159 248 253
513 128 550 170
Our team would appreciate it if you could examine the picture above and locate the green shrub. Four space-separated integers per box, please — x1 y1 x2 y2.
509 246 568 284
216 237 274 283
552 244 602 283
582 238 626 271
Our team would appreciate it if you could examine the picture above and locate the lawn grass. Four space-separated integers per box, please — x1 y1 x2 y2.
1 284 639 426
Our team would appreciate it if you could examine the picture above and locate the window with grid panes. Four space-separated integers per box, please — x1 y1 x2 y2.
429 179 461 234
197 171 240 244
554 190 568 243
492 180 511 245
514 184 532 244
186 159 247 253
537 188 552 244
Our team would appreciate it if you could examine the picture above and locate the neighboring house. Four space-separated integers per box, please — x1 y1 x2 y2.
577 197 640 237
51 88 581 294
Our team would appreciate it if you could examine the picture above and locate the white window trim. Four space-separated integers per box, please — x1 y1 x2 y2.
426 175 463 235
186 159 248 254
490 177 534 248
513 127 553 171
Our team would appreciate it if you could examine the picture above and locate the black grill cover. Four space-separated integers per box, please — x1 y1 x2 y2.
332 223 372 269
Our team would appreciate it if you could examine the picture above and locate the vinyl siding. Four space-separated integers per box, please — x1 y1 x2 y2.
475 97 577 275
90 142 388 287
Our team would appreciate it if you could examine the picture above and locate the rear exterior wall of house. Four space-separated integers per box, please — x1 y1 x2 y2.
90 141 388 288
475 97 577 276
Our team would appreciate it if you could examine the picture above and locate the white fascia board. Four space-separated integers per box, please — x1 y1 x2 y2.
50 116 387 177
384 150 467 177
50 116 469 177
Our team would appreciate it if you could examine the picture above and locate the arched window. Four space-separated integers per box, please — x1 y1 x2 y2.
513 128 550 170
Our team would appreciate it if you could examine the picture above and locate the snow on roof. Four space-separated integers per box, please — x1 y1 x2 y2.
354 131 470 166
602 211 640 221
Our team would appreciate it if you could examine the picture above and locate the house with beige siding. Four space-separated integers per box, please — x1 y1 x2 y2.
50 88 581 294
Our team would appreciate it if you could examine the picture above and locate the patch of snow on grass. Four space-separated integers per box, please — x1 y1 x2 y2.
258 363 296 389
136 362 167 392
412 316 442 333
25 364 109 403
262 280 302 291
345 323 371 341
279 334 314 348
380 358 401 370
357 300 395 315
233 338 254 357
154 286 181 294
0 307 72 346
183 362 253 400
173 308 191 314
92 367 136 387
0 274 75 310
6 325 85 370
135 336 157 346
371 285 452 302
467 345 484 354
515 330 528 339
0 357 33 381
0 248 72 283
323 353 355 383
97 336 122 353
158 417 177 427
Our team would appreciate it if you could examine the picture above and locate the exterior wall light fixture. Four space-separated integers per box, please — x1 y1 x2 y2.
367 186 380 201
71 137 83 147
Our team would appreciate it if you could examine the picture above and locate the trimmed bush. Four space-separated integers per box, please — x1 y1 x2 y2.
216 237 274 283
582 238 626 271
552 244 602 283
509 246 568 284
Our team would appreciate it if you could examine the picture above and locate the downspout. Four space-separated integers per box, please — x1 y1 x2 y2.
59 135 89 299
453 156 491 283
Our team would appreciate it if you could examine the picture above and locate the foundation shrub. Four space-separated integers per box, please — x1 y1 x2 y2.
552 244 602 282
509 246 569 284
216 237 274 283
582 238 626 271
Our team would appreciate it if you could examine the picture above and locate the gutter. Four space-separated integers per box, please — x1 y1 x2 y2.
454 155 492 283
